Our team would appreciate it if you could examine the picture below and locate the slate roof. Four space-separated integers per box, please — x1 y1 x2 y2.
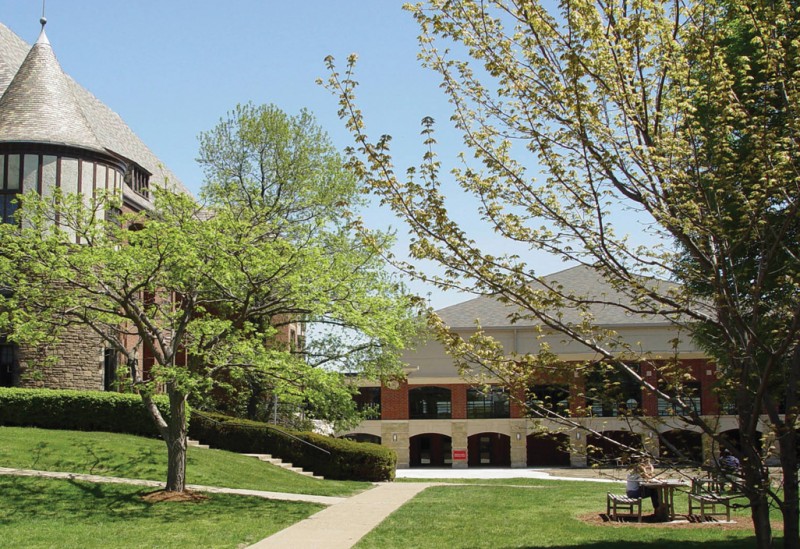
436 264 676 329
0 22 190 197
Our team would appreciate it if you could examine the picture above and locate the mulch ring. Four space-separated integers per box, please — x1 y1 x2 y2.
141 489 209 503
581 513 783 531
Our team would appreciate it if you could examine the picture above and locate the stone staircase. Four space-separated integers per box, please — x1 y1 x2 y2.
243 453 324 479
186 439 323 479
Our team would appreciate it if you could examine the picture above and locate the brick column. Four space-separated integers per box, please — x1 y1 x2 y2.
381 380 409 420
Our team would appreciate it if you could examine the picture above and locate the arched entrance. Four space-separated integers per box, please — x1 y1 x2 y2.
587 430 643 466
409 433 452 467
342 433 382 445
527 432 571 466
659 429 703 465
467 432 511 467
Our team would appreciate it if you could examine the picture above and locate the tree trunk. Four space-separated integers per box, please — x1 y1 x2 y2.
164 388 188 492
779 429 799 549
750 495 774 549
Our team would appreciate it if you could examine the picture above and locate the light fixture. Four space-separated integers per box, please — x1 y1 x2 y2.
576 432 581 440
392 433 397 442
516 433 522 441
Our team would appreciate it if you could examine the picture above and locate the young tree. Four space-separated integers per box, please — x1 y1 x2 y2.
325 1 798 545
0 104 422 493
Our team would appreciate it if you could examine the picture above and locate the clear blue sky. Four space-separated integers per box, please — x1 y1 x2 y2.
1 1 572 308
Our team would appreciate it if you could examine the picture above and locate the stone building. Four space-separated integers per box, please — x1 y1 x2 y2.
344 265 764 469
0 18 306 393
0 19 191 390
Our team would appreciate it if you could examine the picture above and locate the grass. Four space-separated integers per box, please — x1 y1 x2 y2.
0 475 322 548
0 426 369 496
356 479 782 548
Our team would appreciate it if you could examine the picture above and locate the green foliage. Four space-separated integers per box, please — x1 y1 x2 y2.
0 103 423 491
325 1 799 544
0 387 171 437
189 411 396 482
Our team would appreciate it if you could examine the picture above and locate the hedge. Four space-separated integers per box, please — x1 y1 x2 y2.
189 411 396 482
0 387 170 437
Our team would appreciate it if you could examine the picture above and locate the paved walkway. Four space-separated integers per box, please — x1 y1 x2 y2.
248 482 434 549
1 466 621 549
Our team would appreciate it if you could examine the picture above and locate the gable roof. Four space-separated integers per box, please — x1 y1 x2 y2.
436 264 677 329
0 22 190 197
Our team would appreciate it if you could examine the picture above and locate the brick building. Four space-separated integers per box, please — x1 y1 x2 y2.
344 265 767 469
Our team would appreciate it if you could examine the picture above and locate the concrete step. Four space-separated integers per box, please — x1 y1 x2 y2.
243 453 324 479
187 438 210 449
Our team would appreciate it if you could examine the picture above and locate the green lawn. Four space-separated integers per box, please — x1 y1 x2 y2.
356 479 780 548
0 426 369 496
0 475 322 548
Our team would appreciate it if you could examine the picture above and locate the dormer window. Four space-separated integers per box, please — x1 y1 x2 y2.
125 164 151 199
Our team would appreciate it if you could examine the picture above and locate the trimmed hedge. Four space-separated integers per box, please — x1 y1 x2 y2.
0 387 170 437
189 411 396 482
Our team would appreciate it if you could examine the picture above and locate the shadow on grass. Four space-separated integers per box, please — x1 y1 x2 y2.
0 475 314 527
507 541 774 549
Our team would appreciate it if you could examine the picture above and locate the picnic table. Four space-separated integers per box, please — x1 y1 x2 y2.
641 479 688 521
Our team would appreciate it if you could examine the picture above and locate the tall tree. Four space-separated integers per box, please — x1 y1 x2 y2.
0 104 422 493
325 1 799 546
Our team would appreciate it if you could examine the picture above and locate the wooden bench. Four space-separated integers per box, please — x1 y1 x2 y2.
688 478 733 521
607 493 643 522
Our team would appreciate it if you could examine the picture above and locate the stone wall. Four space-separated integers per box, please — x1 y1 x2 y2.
17 323 105 391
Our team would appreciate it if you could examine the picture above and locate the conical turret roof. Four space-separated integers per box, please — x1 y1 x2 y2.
0 24 105 153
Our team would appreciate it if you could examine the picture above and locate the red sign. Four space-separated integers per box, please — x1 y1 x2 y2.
452 449 467 460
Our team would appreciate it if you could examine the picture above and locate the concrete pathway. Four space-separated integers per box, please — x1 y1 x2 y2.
2 465 620 549
248 482 435 549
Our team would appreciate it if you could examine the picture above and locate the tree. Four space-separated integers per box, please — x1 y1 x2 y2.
325 1 799 546
0 104 422 493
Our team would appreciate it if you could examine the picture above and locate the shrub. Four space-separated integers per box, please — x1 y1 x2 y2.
0 387 170 437
189 411 395 482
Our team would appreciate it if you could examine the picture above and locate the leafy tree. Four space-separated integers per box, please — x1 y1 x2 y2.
325 1 799 545
0 104 422 492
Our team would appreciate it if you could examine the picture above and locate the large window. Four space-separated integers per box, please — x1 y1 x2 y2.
585 364 642 417
354 387 381 417
526 384 570 417
467 386 510 419
409 386 452 419
658 381 702 416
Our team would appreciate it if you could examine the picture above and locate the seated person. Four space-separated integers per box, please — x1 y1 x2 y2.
626 458 661 511
718 448 741 490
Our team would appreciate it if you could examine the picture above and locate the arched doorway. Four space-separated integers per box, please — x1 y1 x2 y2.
587 430 643 466
659 430 703 465
527 432 571 466
468 432 511 467
409 433 452 467
342 433 382 445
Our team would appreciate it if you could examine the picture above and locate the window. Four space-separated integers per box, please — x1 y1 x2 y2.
354 387 381 417
103 348 118 391
0 340 17 387
125 165 151 199
658 381 702 416
467 386 510 419
527 384 570 417
409 386 452 419
0 154 20 224
585 364 642 417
